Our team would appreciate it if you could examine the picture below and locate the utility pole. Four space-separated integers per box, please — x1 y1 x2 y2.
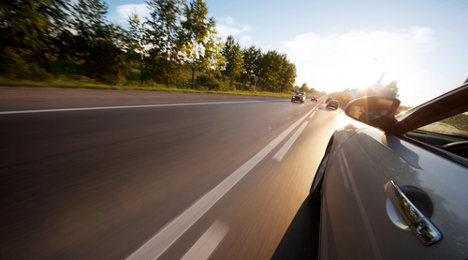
254 76 259 92
374 58 388 84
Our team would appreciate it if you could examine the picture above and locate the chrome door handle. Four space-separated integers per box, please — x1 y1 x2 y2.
384 180 443 246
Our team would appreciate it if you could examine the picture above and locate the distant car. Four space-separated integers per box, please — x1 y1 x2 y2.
310 83 468 259
326 100 339 110
311 96 318 102
326 98 331 103
291 92 306 103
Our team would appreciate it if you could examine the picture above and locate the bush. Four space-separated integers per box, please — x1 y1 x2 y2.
0 49 30 79
195 75 232 91
29 65 52 81
196 75 210 87
101 73 127 86
209 78 230 91
72 74 95 83
127 71 141 81
0 48 52 81
50 61 79 76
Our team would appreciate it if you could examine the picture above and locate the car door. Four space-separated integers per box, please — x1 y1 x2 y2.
320 126 468 260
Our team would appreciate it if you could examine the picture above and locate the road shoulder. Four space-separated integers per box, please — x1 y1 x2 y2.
0 86 287 104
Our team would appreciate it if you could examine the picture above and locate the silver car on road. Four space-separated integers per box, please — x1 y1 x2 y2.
310 83 468 259
291 91 306 103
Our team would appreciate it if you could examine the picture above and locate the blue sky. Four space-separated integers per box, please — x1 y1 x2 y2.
106 0 468 106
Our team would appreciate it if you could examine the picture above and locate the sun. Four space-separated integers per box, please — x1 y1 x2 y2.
346 57 385 90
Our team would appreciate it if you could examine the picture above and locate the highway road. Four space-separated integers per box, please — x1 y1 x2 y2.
0 94 352 259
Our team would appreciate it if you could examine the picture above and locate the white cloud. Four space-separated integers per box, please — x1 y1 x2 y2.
215 16 253 41
219 16 236 25
109 4 151 28
239 35 253 47
279 27 437 105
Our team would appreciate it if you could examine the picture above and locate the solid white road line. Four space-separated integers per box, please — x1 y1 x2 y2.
272 121 309 162
180 220 229 260
126 106 315 260
0 101 263 115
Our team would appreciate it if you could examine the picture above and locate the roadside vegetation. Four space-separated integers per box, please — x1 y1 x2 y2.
0 0 299 97
0 77 291 97
326 81 401 108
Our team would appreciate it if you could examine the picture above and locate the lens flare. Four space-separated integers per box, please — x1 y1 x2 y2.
341 90 358 100
121 187 142 215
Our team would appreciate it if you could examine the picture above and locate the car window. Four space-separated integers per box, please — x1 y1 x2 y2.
416 111 468 139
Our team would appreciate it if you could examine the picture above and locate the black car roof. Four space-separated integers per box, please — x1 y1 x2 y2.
394 83 468 134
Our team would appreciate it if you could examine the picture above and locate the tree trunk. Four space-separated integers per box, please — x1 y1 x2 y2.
39 51 51 73
165 61 170 88
191 67 195 89
10 26 21 54
139 54 143 85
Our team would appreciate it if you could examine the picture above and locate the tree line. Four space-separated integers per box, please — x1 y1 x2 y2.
0 0 297 92
327 81 400 107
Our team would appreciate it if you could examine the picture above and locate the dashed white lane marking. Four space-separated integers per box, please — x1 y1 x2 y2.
126 106 315 260
309 110 317 118
0 101 263 115
272 103 320 161
181 220 229 260
272 121 309 161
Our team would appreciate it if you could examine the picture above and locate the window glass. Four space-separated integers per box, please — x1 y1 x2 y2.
417 111 468 138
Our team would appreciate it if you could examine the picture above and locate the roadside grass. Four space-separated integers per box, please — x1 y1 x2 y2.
0 77 291 98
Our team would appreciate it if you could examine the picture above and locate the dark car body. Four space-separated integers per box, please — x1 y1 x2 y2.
291 92 306 103
311 96 318 102
326 100 339 110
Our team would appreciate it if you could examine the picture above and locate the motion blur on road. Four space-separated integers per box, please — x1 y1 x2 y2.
0 89 351 259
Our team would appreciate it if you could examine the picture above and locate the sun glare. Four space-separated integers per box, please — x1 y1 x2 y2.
340 56 386 92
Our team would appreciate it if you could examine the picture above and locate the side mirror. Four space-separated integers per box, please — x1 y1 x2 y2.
345 96 401 128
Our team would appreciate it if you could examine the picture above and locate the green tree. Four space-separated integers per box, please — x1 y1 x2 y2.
71 0 130 84
128 13 146 84
379 81 399 97
257 50 296 92
280 61 296 92
0 0 70 74
299 83 309 92
146 0 185 87
258 50 281 91
363 80 399 98
241 45 262 87
181 0 216 88
221 35 244 87
203 29 224 78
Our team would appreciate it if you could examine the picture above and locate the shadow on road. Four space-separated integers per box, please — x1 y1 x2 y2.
271 196 321 260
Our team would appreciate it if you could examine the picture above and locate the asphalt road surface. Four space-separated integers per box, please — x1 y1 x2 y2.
1 91 352 259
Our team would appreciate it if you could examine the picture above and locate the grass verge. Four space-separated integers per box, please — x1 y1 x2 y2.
0 78 291 98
